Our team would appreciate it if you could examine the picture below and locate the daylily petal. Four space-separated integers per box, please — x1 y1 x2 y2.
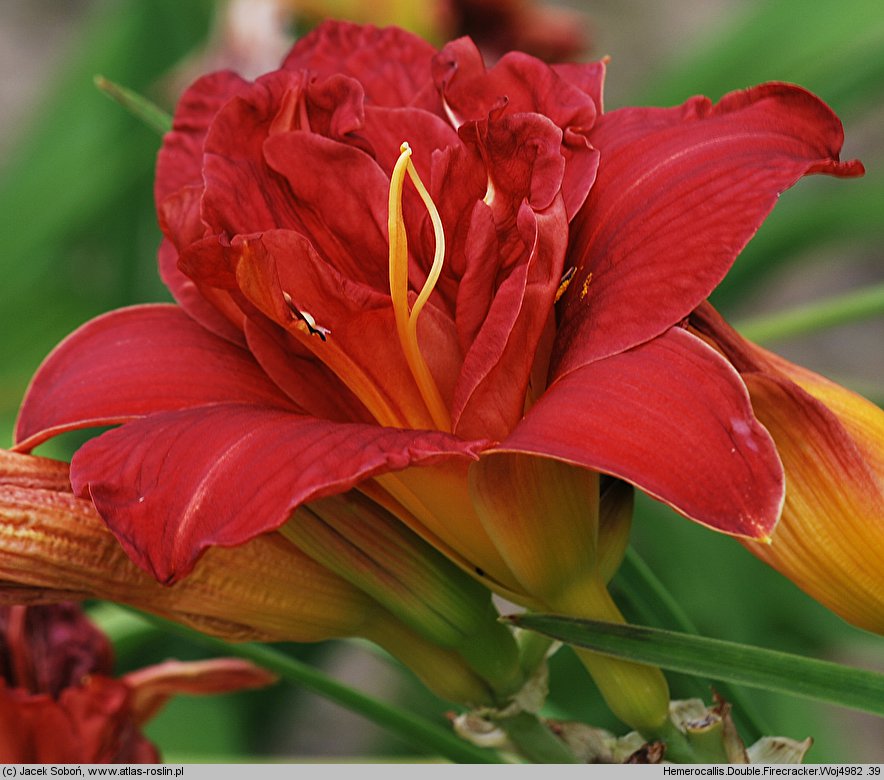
282 21 438 109
689 303 884 632
0 603 112 696
199 69 318 238
552 59 606 114
468 452 599 602
69 405 483 582
448 112 570 439
457 113 566 214
500 327 784 538
155 70 249 206
0 601 272 761
690 302 884 481
433 37 600 217
0 676 158 763
196 68 380 255
735 341 884 481
14 305 294 452
123 659 276 726
229 229 459 429
0 450 379 642
453 197 568 441
0 603 275 763
243 316 374 423
554 83 864 378
156 189 249 347
158 239 247 345
260 130 392 287
740 374 884 633
157 180 205 255
361 106 461 181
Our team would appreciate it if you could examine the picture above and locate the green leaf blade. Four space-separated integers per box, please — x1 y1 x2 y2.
510 614 884 718
94 75 172 134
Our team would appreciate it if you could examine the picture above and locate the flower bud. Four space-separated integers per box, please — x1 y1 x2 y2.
284 490 524 696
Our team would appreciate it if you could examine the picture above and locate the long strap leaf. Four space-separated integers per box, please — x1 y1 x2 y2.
614 549 771 741
510 613 884 717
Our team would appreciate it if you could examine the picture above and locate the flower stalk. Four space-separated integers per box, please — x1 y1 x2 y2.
553 577 672 736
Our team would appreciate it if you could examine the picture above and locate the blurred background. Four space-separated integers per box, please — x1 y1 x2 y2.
0 0 881 762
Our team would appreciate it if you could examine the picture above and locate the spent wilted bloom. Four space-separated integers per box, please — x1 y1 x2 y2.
0 602 274 762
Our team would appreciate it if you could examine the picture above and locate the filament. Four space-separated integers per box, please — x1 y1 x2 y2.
387 143 451 432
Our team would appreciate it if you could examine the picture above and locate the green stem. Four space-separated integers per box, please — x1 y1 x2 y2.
644 718 700 763
735 281 884 343
494 711 578 763
553 579 672 734
516 628 555 677
117 608 502 764
617 548 771 742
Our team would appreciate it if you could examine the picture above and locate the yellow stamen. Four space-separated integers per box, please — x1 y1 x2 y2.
388 142 452 432
580 272 593 301
555 267 576 303
288 327 405 428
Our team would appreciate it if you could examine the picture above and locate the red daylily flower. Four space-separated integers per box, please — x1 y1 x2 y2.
14 22 862 608
0 603 274 762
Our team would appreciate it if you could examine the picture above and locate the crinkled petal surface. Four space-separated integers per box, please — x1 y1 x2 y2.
158 239 246 346
155 70 249 206
433 36 600 218
554 83 864 377
15 305 295 451
500 327 784 538
70 405 484 582
283 21 438 108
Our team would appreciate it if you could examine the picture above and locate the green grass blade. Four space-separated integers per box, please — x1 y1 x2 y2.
197 641 502 764
735 281 884 344
94 76 172 134
509 614 884 718
614 549 770 742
